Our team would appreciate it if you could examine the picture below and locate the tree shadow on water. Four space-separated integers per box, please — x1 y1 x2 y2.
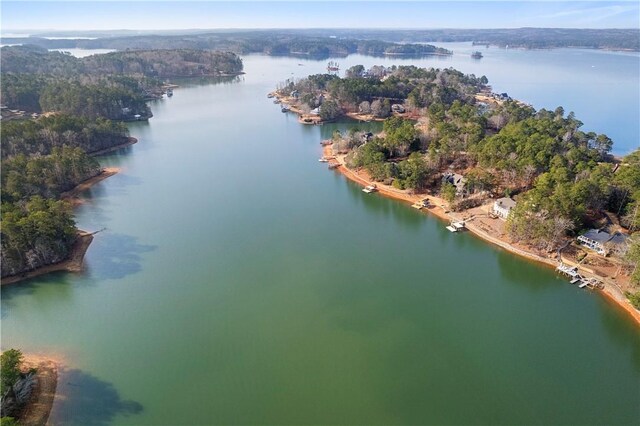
86 232 157 281
49 367 143 426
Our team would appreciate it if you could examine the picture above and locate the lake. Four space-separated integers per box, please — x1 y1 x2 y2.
1 48 639 425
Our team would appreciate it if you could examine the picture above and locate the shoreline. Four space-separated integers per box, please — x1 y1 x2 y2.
1 166 120 286
89 136 137 156
16 354 59 426
323 145 640 326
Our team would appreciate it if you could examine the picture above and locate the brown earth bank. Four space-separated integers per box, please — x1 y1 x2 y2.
0 232 94 286
1 166 120 286
0 354 59 426
16 355 59 426
322 144 640 327
88 136 137 156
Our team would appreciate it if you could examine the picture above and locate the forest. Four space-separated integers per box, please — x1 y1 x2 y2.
0 46 243 118
0 45 244 279
0 115 129 278
307 65 639 301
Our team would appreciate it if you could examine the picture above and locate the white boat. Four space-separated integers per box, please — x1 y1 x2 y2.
446 225 457 232
579 282 588 288
362 184 377 193
318 157 329 163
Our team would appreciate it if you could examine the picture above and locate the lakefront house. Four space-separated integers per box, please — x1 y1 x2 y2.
492 197 516 219
577 229 629 256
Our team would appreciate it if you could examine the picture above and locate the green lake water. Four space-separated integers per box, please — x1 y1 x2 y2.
2 50 640 425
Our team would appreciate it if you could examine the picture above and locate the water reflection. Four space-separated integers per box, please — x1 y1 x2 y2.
50 367 143 426
496 248 559 292
86 233 157 281
1 273 74 319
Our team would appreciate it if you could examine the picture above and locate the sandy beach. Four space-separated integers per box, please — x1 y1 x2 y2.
323 144 640 326
15 355 59 426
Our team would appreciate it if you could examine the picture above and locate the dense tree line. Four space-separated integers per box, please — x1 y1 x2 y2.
1 197 76 278
0 34 451 59
0 72 159 117
0 45 243 77
2 146 101 201
1 114 129 159
0 115 129 278
39 80 151 119
280 65 488 120
4 28 636 52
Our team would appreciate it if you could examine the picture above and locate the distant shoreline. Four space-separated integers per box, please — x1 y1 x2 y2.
322 144 640 326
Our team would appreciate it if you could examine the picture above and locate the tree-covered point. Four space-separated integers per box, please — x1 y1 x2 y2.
1 197 76 278
278 65 488 119
322 64 637 257
2 146 101 202
1 114 129 159
0 45 244 77
1 73 158 119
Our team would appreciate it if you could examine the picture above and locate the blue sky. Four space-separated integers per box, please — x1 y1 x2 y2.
2 1 639 32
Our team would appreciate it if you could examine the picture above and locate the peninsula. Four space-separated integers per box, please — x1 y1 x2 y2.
277 64 640 322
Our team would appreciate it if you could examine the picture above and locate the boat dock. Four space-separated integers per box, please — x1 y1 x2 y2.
555 264 603 289
362 184 377 193
411 199 430 209
446 221 466 232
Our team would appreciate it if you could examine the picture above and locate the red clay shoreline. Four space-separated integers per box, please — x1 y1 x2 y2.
323 145 640 326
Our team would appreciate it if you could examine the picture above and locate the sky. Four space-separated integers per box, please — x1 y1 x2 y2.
1 1 639 33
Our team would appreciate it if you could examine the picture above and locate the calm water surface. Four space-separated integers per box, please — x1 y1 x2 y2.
2 50 640 425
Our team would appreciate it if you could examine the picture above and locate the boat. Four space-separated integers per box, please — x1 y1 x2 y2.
318 157 329 163
267 93 275 98
570 278 581 284
411 199 430 209
281 105 290 113
328 162 340 169
471 51 483 59
578 282 588 288
166 88 173 97
273 99 281 104
446 225 457 233
362 184 377 193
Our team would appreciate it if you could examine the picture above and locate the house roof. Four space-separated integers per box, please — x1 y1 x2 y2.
581 229 612 244
495 197 516 209
608 232 629 246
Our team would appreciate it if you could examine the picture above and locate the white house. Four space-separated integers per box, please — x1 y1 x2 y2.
576 229 629 256
493 197 516 219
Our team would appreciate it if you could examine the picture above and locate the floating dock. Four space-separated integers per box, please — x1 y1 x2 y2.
447 221 466 232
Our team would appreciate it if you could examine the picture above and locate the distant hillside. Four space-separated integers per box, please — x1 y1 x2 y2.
4 28 635 52
0 45 244 77
0 33 452 58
